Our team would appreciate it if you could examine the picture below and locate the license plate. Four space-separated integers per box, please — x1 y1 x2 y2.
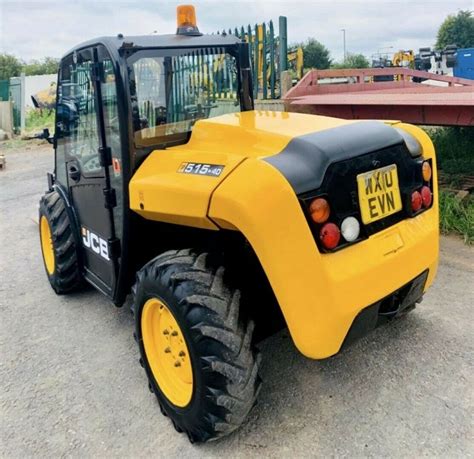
357 164 402 224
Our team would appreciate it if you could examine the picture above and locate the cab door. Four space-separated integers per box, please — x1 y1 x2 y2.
55 46 121 297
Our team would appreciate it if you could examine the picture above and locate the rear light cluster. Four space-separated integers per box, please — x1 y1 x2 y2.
410 160 433 214
307 197 361 251
302 155 434 253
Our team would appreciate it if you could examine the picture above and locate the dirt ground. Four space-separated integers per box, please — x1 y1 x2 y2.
1 144 473 458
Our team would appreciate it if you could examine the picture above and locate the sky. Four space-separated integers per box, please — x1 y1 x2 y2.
0 0 472 63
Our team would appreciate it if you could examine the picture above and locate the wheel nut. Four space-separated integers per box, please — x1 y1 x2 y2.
171 331 178 337
179 351 185 357
174 361 181 367
163 329 169 335
164 347 171 353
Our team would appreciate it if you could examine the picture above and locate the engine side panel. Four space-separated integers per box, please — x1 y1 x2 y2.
129 149 246 230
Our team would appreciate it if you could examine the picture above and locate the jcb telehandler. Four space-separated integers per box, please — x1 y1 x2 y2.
38 5 439 443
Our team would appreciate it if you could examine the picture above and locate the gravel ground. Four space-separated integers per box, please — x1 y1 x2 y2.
1 144 473 458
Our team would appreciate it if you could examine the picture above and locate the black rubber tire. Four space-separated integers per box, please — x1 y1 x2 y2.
132 249 262 443
39 190 83 294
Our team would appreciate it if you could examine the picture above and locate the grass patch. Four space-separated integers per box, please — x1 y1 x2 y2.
424 127 474 244
0 110 53 151
439 190 474 244
25 109 55 135
426 127 474 176
0 138 46 151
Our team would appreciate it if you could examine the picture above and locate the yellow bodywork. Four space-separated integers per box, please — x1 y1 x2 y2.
129 111 439 359
130 111 356 228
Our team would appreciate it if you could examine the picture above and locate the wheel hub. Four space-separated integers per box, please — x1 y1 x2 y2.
40 216 55 275
141 298 193 407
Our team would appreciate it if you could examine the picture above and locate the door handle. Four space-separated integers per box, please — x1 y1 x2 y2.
68 164 81 182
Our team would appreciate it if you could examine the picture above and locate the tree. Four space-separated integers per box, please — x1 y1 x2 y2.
331 53 370 69
0 54 59 80
23 57 59 76
300 38 332 69
436 10 474 49
0 53 22 80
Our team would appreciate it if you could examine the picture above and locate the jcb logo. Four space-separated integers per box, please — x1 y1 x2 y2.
81 227 110 261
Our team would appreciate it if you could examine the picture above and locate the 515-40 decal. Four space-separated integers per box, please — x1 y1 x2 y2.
178 162 224 177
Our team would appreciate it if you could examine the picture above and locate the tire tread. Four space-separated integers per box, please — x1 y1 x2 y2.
39 190 82 294
132 249 261 443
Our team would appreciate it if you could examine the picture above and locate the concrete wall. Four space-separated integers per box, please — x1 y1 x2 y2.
0 101 14 136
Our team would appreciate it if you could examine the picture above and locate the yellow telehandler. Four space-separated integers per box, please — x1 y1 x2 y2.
38 5 439 443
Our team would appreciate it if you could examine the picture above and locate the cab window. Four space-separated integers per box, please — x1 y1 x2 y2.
128 47 240 148
55 50 102 181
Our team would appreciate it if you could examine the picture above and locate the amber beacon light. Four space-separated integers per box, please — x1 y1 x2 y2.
176 5 201 35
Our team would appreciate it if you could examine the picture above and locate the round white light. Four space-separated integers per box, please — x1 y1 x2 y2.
341 216 360 242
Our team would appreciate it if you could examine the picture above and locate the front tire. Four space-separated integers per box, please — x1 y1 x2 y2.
132 249 261 443
39 190 83 294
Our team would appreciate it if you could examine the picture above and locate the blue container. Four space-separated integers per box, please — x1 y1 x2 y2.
454 48 474 80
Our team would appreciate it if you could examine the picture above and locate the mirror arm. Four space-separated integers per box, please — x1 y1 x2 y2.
28 128 55 144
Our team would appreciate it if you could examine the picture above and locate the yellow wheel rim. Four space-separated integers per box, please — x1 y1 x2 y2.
141 298 193 407
40 215 55 275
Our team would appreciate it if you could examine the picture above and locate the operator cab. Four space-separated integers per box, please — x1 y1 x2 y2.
50 6 253 304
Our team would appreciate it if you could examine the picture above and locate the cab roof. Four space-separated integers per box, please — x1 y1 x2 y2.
62 33 242 59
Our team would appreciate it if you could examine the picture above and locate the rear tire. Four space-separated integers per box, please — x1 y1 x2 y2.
132 249 261 443
39 190 83 294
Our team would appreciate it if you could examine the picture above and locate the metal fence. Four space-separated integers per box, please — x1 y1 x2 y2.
217 16 288 99
134 48 241 127
0 80 9 102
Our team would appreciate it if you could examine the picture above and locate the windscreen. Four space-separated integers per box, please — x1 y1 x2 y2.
129 47 241 147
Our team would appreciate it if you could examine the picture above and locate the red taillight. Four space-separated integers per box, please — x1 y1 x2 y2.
411 190 422 212
421 186 432 208
320 223 340 249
